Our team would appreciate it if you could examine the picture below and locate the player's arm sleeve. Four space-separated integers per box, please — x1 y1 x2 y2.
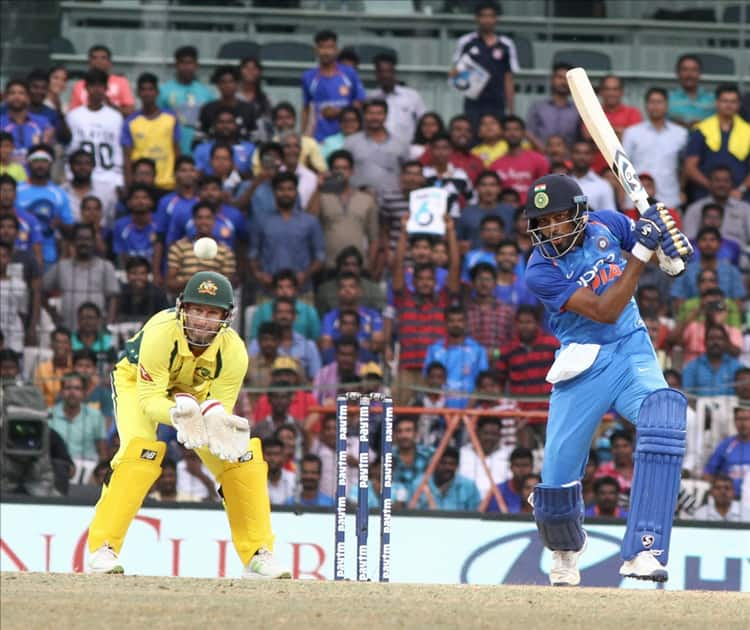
120 118 133 148
477 346 489 372
112 225 125 255
135 328 183 424
591 209 637 249
58 192 74 225
524 259 581 313
208 339 250 413
301 73 312 106
703 440 725 475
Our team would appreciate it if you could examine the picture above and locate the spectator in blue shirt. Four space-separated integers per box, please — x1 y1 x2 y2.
113 183 157 266
415 447 481 511
235 141 286 224
15 144 73 267
249 296 321 382
0 174 43 265
0 79 54 164
166 175 247 249
320 271 384 354
249 268 321 341
486 447 534 513
460 214 505 283
320 309 377 366
704 406 750 499
671 227 746 307
152 155 198 281
193 107 255 178
494 240 536 307
392 415 435 505
301 30 367 142
457 171 516 247
26 69 70 145
682 324 744 396
158 45 215 155
249 171 325 295
423 306 488 409
288 453 335 508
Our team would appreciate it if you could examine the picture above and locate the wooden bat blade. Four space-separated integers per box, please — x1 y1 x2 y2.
566 67 649 214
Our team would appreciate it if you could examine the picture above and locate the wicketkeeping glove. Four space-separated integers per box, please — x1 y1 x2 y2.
169 393 208 449
632 203 671 263
201 400 250 461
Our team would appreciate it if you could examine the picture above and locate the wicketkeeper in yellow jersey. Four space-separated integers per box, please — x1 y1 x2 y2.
86 271 291 578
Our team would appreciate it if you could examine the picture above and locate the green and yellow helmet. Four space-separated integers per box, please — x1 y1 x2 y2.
177 271 235 346
181 271 234 310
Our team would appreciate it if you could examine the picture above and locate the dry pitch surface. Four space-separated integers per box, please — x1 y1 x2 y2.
2 572 748 629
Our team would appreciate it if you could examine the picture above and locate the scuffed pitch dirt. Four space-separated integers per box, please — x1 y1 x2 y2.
1 572 747 629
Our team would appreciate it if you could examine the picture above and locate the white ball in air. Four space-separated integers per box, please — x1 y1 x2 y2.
193 237 218 260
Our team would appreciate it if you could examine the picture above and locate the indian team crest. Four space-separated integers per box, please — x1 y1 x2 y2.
533 191 549 209
597 236 609 250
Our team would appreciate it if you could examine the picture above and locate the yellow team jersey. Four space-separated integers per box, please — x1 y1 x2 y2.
471 140 509 167
123 110 180 189
114 308 248 425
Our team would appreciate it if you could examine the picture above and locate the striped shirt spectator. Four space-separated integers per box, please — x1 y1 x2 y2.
166 237 236 293
394 287 451 370
496 306 558 409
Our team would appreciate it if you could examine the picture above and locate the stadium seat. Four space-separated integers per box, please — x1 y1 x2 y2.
693 52 736 75
260 41 315 62
552 49 611 71
217 40 261 61
48 36 75 56
347 44 398 65
512 34 534 69
723 5 749 22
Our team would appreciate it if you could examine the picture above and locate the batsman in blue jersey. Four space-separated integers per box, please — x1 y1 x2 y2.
523 174 694 586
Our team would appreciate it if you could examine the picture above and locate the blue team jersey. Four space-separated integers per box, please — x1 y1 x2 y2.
112 216 157 258
15 182 73 264
0 111 53 162
193 140 256 176
525 210 644 347
301 63 367 142
166 202 246 247
13 208 44 252
154 192 198 236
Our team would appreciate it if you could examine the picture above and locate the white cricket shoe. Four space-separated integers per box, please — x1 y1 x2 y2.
242 548 292 580
549 534 587 586
619 551 668 582
86 544 124 574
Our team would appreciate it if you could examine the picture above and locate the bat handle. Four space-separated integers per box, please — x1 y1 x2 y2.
656 247 685 275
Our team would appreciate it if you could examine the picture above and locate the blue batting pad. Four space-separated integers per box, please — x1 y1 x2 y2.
622 388 687 564
533 482 586 551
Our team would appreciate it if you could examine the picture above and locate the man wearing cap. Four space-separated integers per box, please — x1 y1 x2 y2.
86 270 290 579
523 173 693 586
15 144 73 267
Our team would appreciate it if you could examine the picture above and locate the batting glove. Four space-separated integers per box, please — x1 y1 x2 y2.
169 393 208 449
632 203 671 263
660 226 694 262
201 400 250 461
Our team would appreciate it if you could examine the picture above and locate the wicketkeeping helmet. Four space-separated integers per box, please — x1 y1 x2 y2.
525 174 588 259
177 271 235 346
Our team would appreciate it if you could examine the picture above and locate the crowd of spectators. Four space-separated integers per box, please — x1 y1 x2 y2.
0 1 748 522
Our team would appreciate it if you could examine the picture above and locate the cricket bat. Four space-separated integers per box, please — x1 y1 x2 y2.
565 67 685 275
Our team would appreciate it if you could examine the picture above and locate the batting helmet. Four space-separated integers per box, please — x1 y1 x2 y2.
177 271 235 346
525 174 588 259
